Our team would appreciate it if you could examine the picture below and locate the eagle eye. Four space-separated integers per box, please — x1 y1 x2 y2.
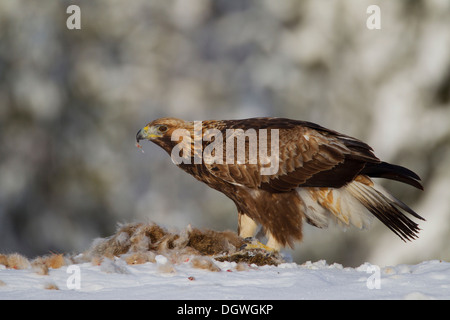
158 125 168 133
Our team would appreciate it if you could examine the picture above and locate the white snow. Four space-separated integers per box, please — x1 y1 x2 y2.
1 258 449 300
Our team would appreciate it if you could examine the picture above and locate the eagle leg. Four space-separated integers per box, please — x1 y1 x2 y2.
238 212 284 252
237 213 258 238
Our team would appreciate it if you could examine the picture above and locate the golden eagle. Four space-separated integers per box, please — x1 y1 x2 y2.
136 117 424 251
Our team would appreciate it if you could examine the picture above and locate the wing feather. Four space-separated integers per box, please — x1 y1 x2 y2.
202 118 379 192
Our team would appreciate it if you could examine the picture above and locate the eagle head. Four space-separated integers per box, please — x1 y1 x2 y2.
136 117 191 152
137 118 186 141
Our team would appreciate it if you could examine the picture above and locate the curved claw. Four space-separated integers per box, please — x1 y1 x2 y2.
240 237 278 252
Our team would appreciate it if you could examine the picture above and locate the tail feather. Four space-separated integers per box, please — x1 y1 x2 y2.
346 180 424 241
371 183 425 221
299 177 424 242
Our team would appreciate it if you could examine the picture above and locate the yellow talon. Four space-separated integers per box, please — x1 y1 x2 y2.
241 238 278 252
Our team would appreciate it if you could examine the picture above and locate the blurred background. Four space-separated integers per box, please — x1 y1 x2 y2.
0 0 449 267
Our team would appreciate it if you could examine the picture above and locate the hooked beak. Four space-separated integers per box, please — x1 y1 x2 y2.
136 125 161 143
136 127 145 143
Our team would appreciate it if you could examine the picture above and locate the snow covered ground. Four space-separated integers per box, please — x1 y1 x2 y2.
1 257 449 300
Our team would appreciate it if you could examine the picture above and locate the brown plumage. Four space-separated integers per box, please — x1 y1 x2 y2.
136 117 424 250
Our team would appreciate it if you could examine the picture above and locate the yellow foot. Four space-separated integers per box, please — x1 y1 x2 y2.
240 237 278 253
